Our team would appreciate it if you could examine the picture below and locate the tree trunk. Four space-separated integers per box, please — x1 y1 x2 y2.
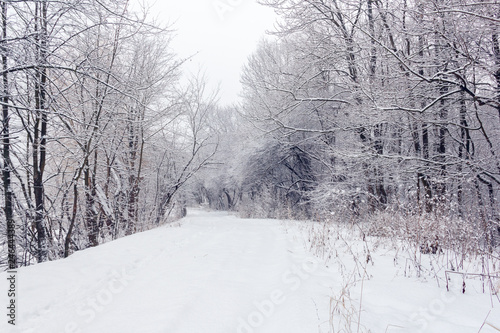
84 156 99 247
64 183 78 257
33 0 49 263
492 30 500 122
457 92 472 217
2 1 16 269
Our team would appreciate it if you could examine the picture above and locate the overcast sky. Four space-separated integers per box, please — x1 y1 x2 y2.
140 0 276 106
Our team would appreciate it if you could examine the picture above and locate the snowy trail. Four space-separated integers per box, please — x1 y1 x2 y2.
1 209 333 333
2 209 499 333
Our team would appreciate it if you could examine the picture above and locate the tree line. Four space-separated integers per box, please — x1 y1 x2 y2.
196 0 500 254
0 0 218 269
2 0 499 269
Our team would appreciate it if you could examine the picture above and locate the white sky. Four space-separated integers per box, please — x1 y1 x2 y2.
139 0 276 106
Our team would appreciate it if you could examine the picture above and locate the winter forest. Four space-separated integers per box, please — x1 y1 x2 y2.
0 0 499 272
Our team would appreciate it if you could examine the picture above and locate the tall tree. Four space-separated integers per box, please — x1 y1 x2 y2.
32 0 49 262
2 0 16 269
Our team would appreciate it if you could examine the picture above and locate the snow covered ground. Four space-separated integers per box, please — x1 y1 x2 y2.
1 208 499 332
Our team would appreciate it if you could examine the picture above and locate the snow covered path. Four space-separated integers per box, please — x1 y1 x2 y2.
1 209 333 333
2 209 499 333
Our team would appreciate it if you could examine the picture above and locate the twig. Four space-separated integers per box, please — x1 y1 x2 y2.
357 271 365 333
477 310 490 332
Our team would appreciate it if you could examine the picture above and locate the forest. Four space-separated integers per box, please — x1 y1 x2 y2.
1 0 499 270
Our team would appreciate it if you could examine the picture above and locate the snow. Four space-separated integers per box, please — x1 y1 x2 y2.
1 209 498 332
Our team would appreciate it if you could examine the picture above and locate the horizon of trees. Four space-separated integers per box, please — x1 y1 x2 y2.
0 0 220 269
195 0 500 255
2 0 499 270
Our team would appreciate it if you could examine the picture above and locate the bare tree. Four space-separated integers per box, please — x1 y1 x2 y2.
233 0 500 250
2 0 16 269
